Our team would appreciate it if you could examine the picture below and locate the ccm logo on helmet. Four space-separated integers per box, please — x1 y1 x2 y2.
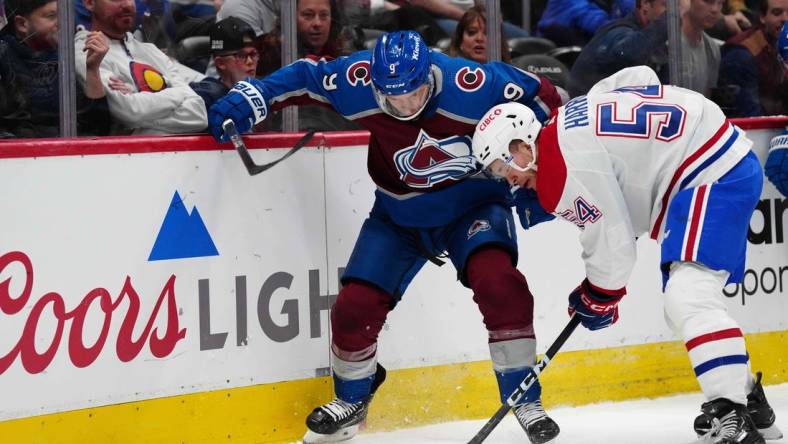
478 108 502 132
455 66 485 92
347 61 371 86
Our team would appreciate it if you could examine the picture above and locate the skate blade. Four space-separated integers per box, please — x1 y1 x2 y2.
302 424 360 443
759 423 784 440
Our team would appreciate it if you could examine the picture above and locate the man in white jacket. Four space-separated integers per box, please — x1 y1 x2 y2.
75 0 207 134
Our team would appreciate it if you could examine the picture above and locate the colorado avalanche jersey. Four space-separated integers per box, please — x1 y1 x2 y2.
536 77 752 292
246 50 560 227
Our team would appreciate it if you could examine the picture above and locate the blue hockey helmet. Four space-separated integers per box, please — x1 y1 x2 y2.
370 30 434 120
779 22 788 76
371 30 431 95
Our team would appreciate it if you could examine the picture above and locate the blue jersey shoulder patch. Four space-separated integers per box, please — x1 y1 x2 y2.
432 53 543 122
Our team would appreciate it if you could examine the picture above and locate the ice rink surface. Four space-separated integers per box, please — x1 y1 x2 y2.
348 383 788 444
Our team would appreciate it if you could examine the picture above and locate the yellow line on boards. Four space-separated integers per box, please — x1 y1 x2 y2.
1 330 785 444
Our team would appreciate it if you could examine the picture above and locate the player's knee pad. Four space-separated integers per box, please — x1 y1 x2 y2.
663 261 731 333
466 248 534 336
330 281 393 354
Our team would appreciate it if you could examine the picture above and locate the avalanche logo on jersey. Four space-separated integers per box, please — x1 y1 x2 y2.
393 130 477 188
467 219 491 239
455 67 485 92
347 61 371 86
559 196 603 229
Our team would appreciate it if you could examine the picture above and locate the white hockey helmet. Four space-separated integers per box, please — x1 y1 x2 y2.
472 102 543 172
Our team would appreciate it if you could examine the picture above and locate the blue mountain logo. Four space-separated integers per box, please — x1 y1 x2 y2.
148 191 219 261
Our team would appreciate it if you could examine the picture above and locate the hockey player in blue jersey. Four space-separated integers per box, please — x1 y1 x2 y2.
472 66 781 444
208 30 562 443
765 22 788 198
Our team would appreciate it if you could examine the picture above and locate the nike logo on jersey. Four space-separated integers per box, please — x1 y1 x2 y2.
393 130 478 188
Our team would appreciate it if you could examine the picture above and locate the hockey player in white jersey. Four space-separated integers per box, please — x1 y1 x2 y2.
471 66 782 444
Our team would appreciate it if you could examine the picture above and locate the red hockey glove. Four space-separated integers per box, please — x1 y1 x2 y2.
567 279 625 331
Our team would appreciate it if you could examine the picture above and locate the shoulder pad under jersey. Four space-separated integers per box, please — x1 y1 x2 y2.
261 50 380 119
432 52 545 122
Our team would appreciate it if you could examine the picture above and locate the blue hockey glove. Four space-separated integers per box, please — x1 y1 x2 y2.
765 133 788 197
208 81 268 142
567 279 625 331
513 188 555 229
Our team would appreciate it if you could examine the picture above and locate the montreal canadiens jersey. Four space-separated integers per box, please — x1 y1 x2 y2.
535 67 752 292
246 50 560 227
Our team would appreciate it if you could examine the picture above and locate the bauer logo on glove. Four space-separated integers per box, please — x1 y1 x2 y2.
232 81 268 124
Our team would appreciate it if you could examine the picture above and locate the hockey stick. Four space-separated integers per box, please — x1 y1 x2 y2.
467 314 582 444
223 119 316 176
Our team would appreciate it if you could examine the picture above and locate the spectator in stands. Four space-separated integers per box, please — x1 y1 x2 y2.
189 16 257 111
718 0 788 116
75 0 208 134
567 0 667 97
448 5 510 63
257 0 347 75
341 0 448 46
705 1 752 40
256 0 359 131
201 0 274 78
537 0 635 46
170 0 218 40
214 0 277 37
0 1 6 29
75 0 176 50
0 0 110 138
411 0 529 38
678 0 724 96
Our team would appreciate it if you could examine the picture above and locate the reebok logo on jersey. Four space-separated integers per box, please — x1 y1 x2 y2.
468 220 491 239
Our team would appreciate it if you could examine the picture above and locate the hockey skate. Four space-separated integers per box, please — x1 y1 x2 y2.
694 372 782 440
746 372 783 440
302 364 386 443
692 398 764 444
513 399 561 444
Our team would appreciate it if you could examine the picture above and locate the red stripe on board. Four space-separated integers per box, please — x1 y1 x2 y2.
649 122 729 240
685 328 743 351
731 116 788 130
0 116 784 160
0 130 372 159
683 185 708 261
